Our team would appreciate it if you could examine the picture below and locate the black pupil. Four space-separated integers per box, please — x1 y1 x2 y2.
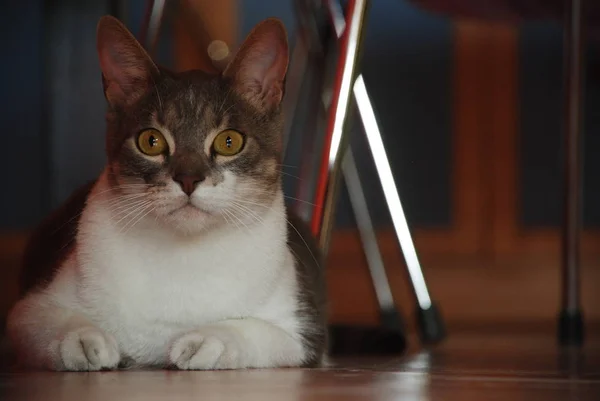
226 136 232 148
148 135 158 148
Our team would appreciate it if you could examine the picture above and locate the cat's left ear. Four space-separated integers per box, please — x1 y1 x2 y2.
223 18 289 112
97 15 159 107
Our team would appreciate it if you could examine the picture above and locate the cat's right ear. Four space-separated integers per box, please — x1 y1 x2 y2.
97 16 159 107
222 18 288 112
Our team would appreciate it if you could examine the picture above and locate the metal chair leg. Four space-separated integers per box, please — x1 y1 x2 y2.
288 0 408 333
309 0 370 253
353 76 445 343
559 0 585 346
343 149 405 331
318 0 445 343
139 0 167 53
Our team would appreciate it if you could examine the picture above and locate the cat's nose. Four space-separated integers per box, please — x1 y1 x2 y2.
173 174 205 196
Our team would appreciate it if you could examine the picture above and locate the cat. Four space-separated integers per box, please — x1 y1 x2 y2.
6 15 327 371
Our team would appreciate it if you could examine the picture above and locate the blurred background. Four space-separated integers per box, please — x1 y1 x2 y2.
1 0 599 339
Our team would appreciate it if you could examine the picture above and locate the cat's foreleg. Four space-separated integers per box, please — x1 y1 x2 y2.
7 292 120 371
169 317 308 369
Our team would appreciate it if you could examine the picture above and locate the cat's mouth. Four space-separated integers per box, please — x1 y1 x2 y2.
168 201 211 217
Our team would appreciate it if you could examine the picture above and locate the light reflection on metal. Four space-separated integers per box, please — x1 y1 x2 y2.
353 75 432 309
323 0 432 309
343 150 396 310
143 0 166 53
324 0 365 170
326 0 346 36
311 0 370 253
323 0 399 317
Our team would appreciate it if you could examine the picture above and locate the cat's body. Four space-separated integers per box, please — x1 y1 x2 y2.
7 16 327 371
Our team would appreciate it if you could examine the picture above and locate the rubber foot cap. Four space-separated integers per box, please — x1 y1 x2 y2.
558 309 584 346
416 303 446 344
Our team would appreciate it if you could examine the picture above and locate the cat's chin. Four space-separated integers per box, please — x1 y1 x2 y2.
158 204 221 236
169 203 211 218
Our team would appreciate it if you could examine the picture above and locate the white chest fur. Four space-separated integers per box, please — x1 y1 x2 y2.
66 189 297 364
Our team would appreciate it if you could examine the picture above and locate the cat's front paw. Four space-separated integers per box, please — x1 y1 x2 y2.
57 327 120 371
169 328 243 370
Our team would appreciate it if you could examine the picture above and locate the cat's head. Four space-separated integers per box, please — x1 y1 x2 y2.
96 16 289 235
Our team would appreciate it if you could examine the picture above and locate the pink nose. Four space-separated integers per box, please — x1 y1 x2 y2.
173 174 204 196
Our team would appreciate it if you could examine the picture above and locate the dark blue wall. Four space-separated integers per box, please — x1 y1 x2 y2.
0 2 46 228
519 21 600 227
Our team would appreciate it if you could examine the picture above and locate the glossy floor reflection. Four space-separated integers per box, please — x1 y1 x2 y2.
1 327 599 400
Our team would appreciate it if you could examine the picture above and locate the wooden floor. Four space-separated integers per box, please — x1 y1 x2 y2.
2 328 599 400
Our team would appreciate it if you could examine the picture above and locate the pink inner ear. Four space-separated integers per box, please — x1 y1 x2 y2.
100 47 154 104
238 43 287 108
97 18 158 106
224 20 289 110
242 43 283 89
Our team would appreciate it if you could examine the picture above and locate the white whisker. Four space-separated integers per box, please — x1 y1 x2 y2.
108 198 154 216
280 171 303 181
104 193 150 209
222 208 242 232
113 200 153 227
51 189 152 235
284 217 321 270
228 198 320 270
121 204 156 235
229 202 264 226
87 184 153 202
223 188 318 208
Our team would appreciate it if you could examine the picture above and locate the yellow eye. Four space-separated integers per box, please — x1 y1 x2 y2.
213 129 245 156
137 129 168 156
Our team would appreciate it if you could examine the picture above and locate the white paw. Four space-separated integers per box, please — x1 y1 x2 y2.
57 327 120 371
170 328 243 370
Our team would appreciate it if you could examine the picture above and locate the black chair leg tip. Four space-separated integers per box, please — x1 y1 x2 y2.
416 303 446 344
328 324 407 356
380 308 406 333
558 309 584 346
